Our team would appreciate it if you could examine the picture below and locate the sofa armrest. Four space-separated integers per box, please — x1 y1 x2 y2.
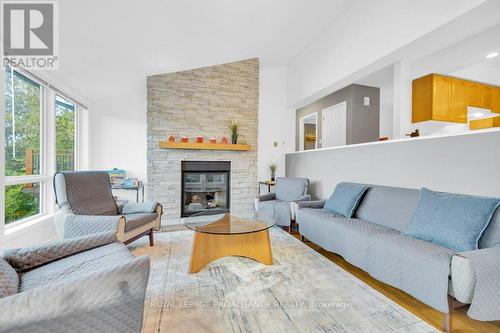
294 194 311 202
64 215 125 239
0 256 150 333
458 245 500 320
254 193 276 212
296 200 326 209
3 232 117 272
120 201 161 214
256 193 276 201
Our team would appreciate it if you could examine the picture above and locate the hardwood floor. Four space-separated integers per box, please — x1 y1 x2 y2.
292 231 500 333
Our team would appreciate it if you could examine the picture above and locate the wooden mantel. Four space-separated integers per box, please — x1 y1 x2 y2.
159 141 251 151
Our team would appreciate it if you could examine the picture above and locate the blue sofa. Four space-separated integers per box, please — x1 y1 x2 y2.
295 183 500 332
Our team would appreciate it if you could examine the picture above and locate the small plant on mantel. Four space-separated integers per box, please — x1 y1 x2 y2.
228 120 239 144
269 163 277 181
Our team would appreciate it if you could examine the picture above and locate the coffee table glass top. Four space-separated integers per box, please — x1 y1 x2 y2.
184 211 275 235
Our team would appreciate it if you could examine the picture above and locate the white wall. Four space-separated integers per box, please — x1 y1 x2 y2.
287 0 486 108
258 67 295 181
379 83 394 139
89 87 148 180
286 130 500 199
450 64 500 86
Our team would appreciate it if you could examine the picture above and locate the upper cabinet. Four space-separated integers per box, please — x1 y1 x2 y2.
412 74 499 124
492 87 500 113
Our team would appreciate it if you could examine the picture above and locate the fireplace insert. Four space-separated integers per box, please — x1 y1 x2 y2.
181 161 230 217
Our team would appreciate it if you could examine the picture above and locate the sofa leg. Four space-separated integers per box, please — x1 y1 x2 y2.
301 235 305 242
442 296 454 333
149 229 154 246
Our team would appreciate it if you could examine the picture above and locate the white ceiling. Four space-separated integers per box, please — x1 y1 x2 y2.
47 0 356 102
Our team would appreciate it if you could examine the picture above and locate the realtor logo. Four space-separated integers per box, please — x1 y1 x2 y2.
1 1 59 69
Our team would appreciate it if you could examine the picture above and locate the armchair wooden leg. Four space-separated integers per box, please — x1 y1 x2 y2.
301 235 305 242
149 229 154 246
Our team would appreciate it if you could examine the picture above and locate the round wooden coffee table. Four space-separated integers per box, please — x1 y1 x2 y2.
185 211 275 273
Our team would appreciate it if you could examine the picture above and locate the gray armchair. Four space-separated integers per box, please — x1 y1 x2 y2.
53 171 162 245
254 177 310 232
0 232 150 333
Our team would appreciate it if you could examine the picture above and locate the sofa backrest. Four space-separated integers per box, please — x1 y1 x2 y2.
355 183 420 232
352 182 500 248
54 171 118 216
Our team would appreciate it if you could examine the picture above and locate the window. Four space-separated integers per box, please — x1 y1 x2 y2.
3 67 84 226
5 183 41 224
55 95 76 172
4 67 43 224
4 68 42 176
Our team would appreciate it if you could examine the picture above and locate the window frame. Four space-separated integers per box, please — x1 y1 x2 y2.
3 67 82 228
55 93 79 173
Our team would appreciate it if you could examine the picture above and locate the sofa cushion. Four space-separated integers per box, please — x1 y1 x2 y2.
367 232 455 312
324 182 367 218
0 258 18 298
275 177 308 202
297 208 398 270
355 184 420 232
405 188 500 252
19 243 132 292
123 213 158 232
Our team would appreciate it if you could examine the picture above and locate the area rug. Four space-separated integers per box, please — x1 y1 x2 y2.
129 228 438 333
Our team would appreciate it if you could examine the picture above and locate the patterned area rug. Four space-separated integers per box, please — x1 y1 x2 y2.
129 228 438 333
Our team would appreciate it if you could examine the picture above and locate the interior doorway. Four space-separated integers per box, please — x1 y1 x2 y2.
322 101 347 148
299 113 318 151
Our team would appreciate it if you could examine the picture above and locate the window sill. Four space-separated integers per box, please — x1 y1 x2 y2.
4 213 55 238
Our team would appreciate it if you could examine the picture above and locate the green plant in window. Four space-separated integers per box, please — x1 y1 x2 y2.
5 185 38 223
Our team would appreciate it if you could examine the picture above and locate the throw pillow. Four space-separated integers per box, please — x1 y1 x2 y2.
324 182 368 218
404 188 500 252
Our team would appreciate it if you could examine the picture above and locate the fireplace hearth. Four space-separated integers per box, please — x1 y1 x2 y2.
181 161 230 217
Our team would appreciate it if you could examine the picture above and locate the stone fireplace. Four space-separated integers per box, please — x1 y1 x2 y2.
147 58 259 220
181 161 230 217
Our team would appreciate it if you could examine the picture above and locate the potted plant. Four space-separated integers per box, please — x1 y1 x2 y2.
228 120 239 144
270 163 277 181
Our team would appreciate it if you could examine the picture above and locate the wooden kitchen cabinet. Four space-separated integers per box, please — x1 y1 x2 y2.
467 82 481 107
479 85 492 109
450 78 467 123
492 87 500 113
432 75 452 121
412 74 499 124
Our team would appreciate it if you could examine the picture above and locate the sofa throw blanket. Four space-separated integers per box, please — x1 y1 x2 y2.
62 171 118 216
460 245 500 321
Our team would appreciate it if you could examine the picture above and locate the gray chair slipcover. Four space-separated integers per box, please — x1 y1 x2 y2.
254 177 310 227
53 171 162 244
0 232 150 333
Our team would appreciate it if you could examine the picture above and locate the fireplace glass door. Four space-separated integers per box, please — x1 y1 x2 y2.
183 171 229 215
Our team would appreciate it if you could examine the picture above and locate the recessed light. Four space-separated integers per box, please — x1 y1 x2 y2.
486 52 499 59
